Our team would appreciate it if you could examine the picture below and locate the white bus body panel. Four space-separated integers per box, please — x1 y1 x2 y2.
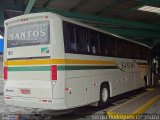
64 53 147 108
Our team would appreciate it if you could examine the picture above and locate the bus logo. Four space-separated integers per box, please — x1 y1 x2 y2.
41 47 49 54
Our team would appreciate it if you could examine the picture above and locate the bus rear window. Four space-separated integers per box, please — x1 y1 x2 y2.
7 21 50 48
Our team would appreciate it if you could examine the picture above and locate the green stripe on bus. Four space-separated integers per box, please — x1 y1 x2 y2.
8 66 50 71
57 66 118 71
8 65 118 71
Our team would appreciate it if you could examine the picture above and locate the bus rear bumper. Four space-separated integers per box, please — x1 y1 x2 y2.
5 97 67 110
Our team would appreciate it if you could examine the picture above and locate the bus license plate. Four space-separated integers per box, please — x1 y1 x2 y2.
20 89 31 94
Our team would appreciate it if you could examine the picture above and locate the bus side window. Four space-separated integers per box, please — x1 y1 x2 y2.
116 39 124 58
75 26 88 53
70 43 76 51
88 30 100 55
99 33 117 57
141 47 147 60
133 44 141 59
63 22 76 53
87 44 90 53
123 41 133 58
99 33 108 56
109 37 116 57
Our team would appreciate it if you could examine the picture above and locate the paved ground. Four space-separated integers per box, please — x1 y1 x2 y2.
0 89 158 120
0 94 131 120
144 99 160 114
134 99 160 120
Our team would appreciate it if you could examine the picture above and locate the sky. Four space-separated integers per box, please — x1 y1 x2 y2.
0 35 3 39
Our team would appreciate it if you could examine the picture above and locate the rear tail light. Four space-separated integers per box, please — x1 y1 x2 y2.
51 65 57 80
4 67 8 80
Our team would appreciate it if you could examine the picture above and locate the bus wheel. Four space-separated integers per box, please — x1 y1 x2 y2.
98 83 110 107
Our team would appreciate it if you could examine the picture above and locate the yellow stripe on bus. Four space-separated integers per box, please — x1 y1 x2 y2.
4 59 116 66
52 59 115 65
4 59 51 66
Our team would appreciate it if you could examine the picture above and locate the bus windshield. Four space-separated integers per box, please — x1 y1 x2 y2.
7 21 50 48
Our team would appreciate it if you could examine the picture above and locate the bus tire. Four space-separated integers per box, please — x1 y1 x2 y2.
98 83 110 107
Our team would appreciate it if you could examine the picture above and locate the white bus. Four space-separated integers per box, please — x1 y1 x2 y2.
4 12 150 110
